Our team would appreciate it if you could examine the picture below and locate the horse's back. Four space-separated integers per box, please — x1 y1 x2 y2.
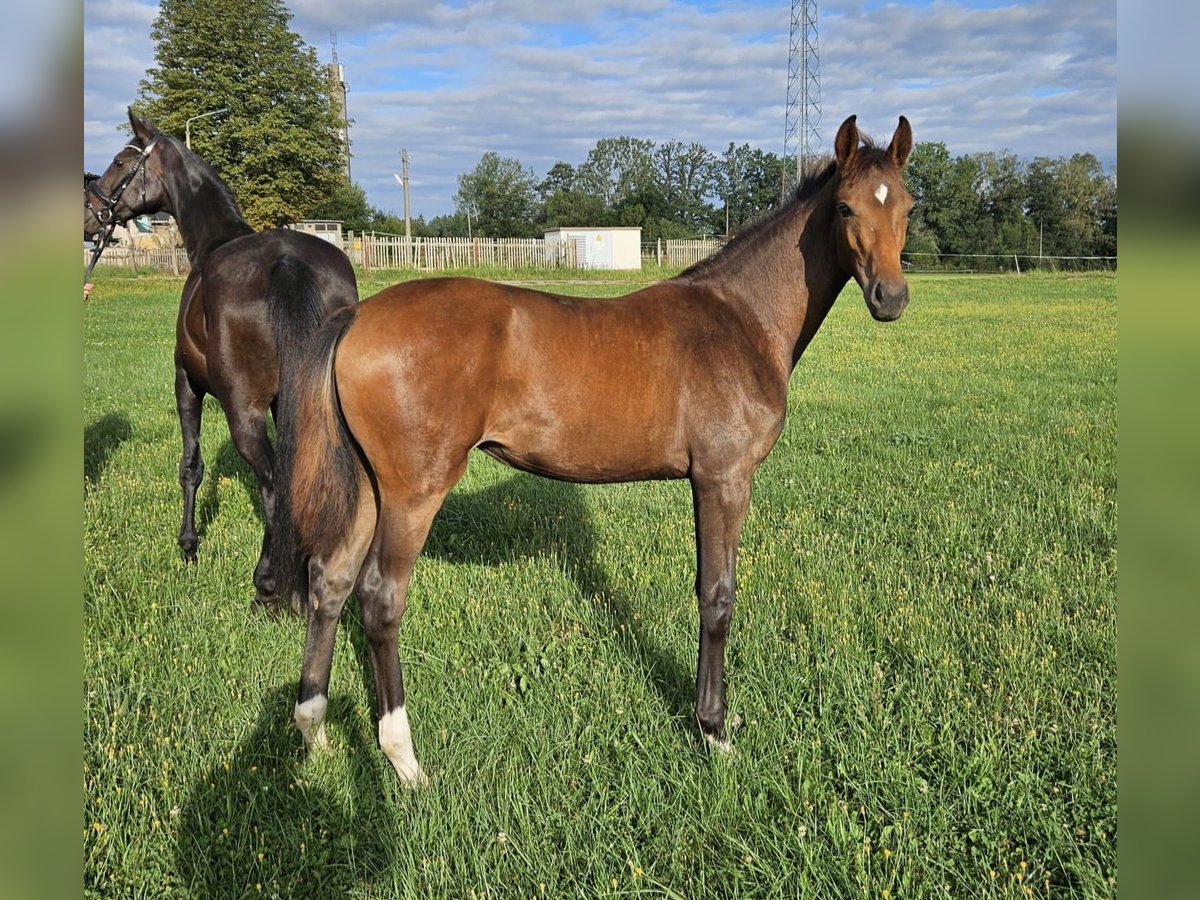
334 277 781 485
206 228 358 311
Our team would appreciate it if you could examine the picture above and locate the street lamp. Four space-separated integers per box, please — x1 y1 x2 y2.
184 107 228 150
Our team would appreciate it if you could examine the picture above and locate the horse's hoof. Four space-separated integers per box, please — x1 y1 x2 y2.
704 732 736 756
390 760 430 788
252 593 285 619
701 713 741 756
180 546 198 564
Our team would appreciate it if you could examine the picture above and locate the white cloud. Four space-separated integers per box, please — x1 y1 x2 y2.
84 0 1116 218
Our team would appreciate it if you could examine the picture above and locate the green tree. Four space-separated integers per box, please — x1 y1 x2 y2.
306 180 374 233
537 161 606 228
455 152 539 237
576 137 656 211
714 143 786 234
972 151 1037 256
905 142 984 257
135 0 344 229
654 140 716 233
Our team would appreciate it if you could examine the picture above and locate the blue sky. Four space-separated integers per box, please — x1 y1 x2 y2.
83 0 1116 220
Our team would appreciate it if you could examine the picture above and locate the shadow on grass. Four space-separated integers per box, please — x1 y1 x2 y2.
197 438 263 538
173 685 390 897
419 472 696 732
83 412 132 487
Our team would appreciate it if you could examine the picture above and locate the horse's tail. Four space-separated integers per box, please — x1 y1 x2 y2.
268 257 361 610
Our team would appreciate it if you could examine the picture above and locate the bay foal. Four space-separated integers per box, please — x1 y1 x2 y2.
272 115 914 783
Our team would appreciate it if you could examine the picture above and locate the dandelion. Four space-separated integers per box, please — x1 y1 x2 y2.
883 849 892 859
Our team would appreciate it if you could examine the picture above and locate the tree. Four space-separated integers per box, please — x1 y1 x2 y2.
135 0 345 228
905 142 983 256
454 152 540 238
654 140 716 233
714 143 786 234
306 180 374 233
972 151 1036 255
576 137 656 211
537 161 605 228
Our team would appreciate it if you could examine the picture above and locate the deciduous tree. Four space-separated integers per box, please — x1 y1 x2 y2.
455 152 539 237
135 0 345 229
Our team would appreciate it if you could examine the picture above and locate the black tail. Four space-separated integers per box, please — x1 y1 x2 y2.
268 257 360 611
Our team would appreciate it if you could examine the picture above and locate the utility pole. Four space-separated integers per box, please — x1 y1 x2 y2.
401 148 412 240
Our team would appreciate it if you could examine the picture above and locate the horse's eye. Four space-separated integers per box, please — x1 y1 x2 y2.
113 158 124 168
837 202 853 218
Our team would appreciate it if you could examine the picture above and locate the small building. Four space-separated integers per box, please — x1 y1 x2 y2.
116 212 178 249
292 220 345 245
544 226 642 270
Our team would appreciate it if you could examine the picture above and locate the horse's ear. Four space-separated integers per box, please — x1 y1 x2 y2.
127 107 158 145
834 115 859 168
888 116 913 168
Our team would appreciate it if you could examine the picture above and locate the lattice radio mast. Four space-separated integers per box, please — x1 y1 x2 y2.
783 0 821 196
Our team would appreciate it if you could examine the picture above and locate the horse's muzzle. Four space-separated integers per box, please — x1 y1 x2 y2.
865 278 909 322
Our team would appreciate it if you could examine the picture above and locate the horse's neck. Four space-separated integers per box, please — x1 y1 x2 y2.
692 187 850 376
159 143 254 266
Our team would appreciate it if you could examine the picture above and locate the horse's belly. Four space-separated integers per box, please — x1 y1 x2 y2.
477 424 688 484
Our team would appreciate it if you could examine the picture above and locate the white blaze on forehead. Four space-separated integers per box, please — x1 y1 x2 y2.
874 183 889 205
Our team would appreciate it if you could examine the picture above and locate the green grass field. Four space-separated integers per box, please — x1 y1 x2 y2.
84 270 1116 898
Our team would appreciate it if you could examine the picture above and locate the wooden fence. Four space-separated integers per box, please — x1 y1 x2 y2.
84 233 725 274
85 245 191 275
346 234 578 270
653 238 721 268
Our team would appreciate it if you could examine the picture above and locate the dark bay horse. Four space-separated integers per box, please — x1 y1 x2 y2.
84 109 358 610
272 115 914 783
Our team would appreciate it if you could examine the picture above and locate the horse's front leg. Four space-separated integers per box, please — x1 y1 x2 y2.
690 473 753 751
175 365 205 563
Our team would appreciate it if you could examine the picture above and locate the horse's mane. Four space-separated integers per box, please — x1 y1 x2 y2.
675 160 838 281
676 135 894 283
148 130 250 228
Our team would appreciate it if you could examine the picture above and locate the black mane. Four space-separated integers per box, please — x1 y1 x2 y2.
164 133 250 227
676 160 838 281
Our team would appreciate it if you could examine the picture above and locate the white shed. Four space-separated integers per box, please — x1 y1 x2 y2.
544 226 642 270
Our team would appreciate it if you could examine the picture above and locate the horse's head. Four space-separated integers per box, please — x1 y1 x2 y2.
84 109 170 240
829 115 914 322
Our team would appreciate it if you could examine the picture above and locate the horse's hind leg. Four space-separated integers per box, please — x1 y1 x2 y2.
224 401 280 609
358 485 459 786
175 365 205 563
294 488 378 752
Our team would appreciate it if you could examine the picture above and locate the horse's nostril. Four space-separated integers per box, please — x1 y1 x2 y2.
873 282 885 304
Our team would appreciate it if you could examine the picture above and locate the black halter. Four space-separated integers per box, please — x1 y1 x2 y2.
85 135 163 285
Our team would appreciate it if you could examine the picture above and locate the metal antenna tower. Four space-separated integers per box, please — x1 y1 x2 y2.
783 0 821 195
